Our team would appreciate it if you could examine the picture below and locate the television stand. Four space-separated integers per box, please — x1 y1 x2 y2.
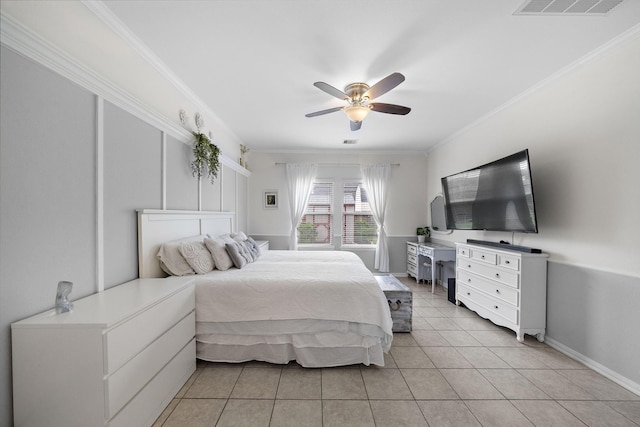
466 239 541 254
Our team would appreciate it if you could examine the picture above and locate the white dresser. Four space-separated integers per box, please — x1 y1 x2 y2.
12 276 196 427
455 242 548 342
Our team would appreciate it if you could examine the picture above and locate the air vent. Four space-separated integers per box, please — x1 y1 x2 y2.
343 139 358 145
515 0 625 15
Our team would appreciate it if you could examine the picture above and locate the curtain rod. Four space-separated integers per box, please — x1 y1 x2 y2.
275 162 400 167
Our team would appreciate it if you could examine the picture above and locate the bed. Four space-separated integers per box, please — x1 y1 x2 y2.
137 209 393 367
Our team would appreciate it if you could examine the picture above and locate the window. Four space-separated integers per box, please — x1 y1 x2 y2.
342 182 377 246
298 181 378 247
297 182 333 244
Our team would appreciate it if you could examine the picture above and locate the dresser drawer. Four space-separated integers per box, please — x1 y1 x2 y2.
106 311 195 418
499 254 520 271
104 285 195 374
458 258 519 289
407 253 417 265
418 245 432 257
457 245 471 257
407 243 417 255
471 248 497 265
458 283 518 325
457 270 519 306
407 261 418 275
108 339 195 427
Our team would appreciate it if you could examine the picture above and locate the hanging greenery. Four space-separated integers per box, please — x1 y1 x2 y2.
190 132 220 184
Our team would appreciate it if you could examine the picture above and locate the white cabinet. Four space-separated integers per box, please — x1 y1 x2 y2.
12 277 196 427
455 243 548 342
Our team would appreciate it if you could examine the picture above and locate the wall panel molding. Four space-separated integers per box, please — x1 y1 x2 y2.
0 13 184 140
161 131 167 210
96 95 105 292
0 12 251 178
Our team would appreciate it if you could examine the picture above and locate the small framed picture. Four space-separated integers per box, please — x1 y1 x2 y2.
264 190 278 209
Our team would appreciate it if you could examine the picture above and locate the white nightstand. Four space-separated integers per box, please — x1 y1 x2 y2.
255 240 269 254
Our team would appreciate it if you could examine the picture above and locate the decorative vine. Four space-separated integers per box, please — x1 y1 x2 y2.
190 131 220 184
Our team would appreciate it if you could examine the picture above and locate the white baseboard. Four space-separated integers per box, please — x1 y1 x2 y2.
395 275 638 395
545 337 640 396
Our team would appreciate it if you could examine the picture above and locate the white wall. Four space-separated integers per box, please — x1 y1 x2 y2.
248 151 429 237
425 34 640 390
426 36 640 276
246 151 430 272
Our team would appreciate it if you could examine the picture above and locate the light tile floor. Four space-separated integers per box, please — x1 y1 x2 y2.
153 276 640 426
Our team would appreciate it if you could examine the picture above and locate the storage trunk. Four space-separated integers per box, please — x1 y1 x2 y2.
375 275 412 332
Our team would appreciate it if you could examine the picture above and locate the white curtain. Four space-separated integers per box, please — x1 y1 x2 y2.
286 163 317 250
361 163 391 272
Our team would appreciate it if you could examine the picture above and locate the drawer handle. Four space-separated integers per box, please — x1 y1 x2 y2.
468 264 471 268
495 273 500 278
505 260 510 264
494 305 499 309
388 299 402 311
481 255 485 259
495 289 500 294
466 292 471 296
468 278 472 282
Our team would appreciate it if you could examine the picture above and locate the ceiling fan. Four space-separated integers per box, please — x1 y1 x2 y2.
305 72 411 131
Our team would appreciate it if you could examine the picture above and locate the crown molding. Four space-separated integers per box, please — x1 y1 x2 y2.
0 11 248 176
1 11 190 141
430 23 640 153
81 0 243 146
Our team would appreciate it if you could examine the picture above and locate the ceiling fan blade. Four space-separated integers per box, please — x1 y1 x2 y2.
370 102 411 115
364 72 405 100
350 120 362 131
305 106 344 118
313 82 348 100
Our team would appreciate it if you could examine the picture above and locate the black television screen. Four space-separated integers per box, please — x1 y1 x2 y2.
441 149 539 233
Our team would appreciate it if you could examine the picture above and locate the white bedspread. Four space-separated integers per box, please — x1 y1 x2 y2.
194 250 393 356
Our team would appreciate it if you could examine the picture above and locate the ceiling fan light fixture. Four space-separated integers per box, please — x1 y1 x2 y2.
343 105 371 122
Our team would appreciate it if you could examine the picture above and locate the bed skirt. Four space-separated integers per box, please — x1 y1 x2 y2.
196 319 389 367
196 341 385 367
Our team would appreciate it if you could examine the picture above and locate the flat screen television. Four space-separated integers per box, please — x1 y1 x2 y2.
441 149 539 233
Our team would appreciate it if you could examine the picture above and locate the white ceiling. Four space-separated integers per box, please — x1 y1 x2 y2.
4 1 640 153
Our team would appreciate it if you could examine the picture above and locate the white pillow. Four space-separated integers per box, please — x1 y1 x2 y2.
157 235 207 276
179 240 215 274
232 231 248 241
217 233 234 242
204 236 234 271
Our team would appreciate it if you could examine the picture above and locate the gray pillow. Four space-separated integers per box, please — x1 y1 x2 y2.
238 240 255 262
232 232 256 261
225 241 248 268
204 236 234 271
246 236 261 259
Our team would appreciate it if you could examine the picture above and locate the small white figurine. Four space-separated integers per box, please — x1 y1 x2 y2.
55 281 74 314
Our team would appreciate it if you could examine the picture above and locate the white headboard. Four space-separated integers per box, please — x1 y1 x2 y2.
137 209 235 278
